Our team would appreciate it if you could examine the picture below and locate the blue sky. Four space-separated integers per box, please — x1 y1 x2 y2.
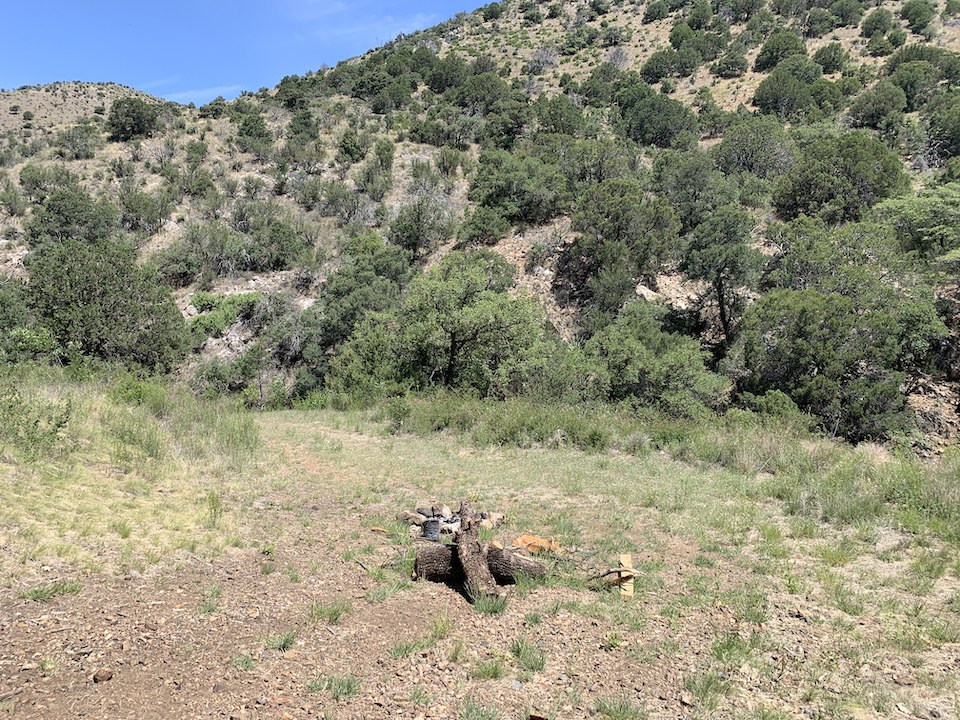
2 1 482 105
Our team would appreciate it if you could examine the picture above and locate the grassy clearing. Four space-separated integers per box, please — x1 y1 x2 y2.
5 376 960 718
0 367 260 584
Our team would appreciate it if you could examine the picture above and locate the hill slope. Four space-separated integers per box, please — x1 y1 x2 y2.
2 0 960 446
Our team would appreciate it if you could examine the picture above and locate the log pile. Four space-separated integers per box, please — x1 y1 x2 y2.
400 500 547 603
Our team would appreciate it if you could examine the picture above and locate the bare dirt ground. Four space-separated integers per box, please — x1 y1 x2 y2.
2 413 959 720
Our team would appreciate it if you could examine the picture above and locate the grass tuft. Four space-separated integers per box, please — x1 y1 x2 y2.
308 673 360 699
309 599 351 625
264 630 297 652
19 580 81 602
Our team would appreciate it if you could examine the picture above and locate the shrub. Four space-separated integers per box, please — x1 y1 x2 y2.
889 60 941 111
861 7 893 36
459 206 511 246
713 115 797 179
0 384 73 462
644 0 669 22
585 302 729 416
772 132 909 222
330 251 546 399
754 31 806 71
872 182 960 259
25 186 119 247
107 97 160 141
55 123 103 160
900 0 935 32
812 43 849 73
849 80 907 128
470 150 569 224
713 52 749 78
388 195 453 256
616 81 699 147
27 238 188 372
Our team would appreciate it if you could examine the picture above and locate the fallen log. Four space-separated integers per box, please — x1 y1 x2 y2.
413 542 547 584
457 501 504 600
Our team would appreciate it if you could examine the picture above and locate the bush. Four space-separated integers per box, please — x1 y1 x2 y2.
889 60 941 111
616 81 699 147
754 31 807 71
900 0 935 32
713 52 749 78
713 115 797 179
861 7 893 36
330 251 546 399
0 384 73 462
644 0 669 22
812 43 849 73
470 149 569 224
585 302 729 416
743 289 910 441
55 123 103 160
872 182 960 259
459 206 511 245
849 80 907 129
107 97 160 142
772 132 909 222
25 186 119 247
27 238 188 372
805 8 838 37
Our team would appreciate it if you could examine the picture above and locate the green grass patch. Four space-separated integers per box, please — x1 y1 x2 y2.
19 580 81 602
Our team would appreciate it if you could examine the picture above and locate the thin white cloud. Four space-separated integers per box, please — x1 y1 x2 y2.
311 12 439 42
162 84 243 105
140 76 180 90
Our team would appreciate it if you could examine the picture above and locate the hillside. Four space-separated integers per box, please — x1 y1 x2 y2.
2 1 960 441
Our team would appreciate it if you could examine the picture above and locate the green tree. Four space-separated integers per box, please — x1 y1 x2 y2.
459 206 511 245
27 239 188 372
889 60 941 111
861 7 893 36
849 80 907 129
316 233 412 352
106 97 160 142
872 182 960 259
684 205 763 343
654 149 736 232
25 187 119 247
752 66 816 119
469 149 570 224
772 132 909 222
616 81 699 148
900 0 935 32
812 43 849 73
55 123 103 160
754 31 807 71
388 195 454 256
713 115 797 178
330 251 546 397
584 302 729 416
742 289 911 440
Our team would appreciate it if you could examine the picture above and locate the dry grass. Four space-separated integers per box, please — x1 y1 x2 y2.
0 369 259 584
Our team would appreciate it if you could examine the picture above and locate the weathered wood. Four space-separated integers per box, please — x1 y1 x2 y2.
413 542 462 582
413 542 546 584
457 500 504 600
488 546 547 583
